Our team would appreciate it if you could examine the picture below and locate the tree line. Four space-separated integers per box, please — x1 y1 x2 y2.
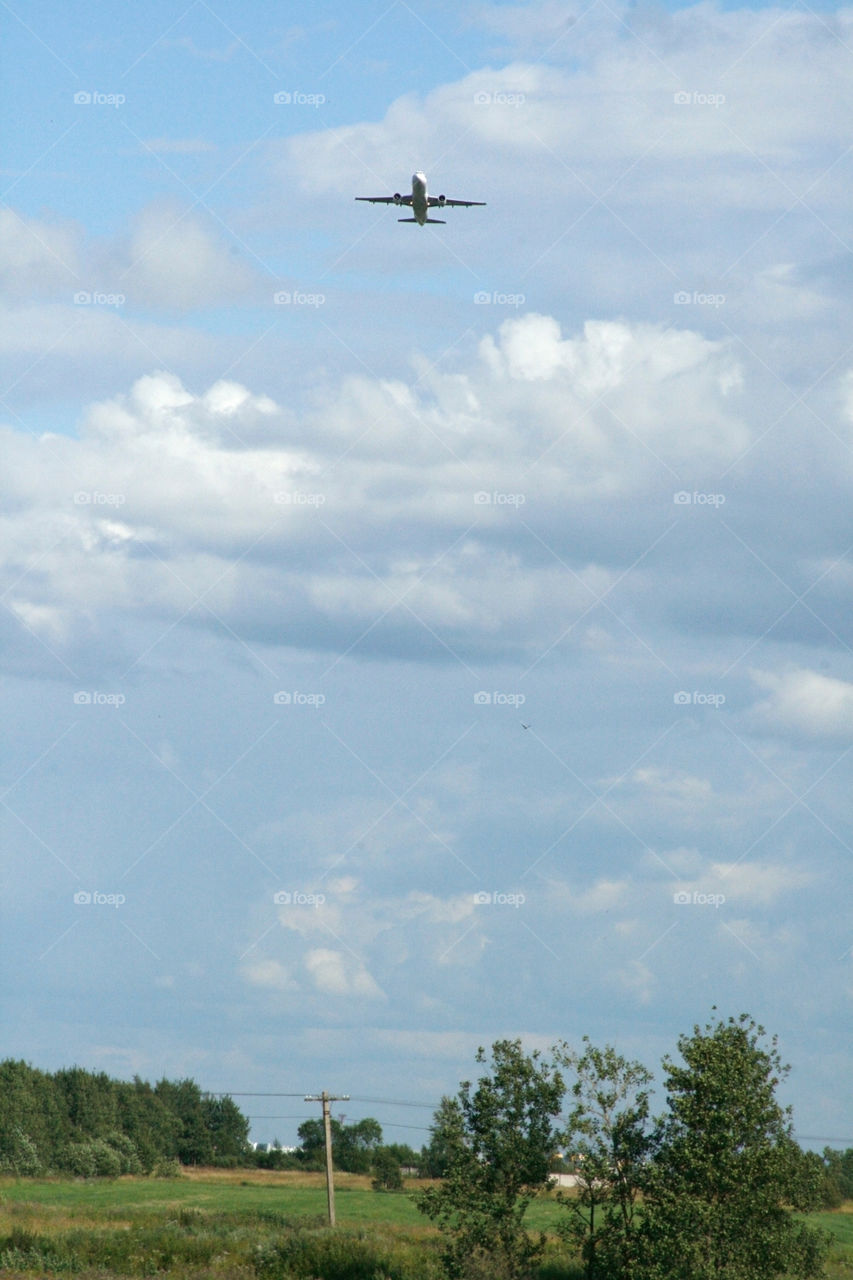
0 1061 249 1176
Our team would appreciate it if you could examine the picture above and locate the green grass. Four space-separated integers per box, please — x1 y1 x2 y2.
0 1173 850 1280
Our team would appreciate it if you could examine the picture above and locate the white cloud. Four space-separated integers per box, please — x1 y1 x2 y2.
119 204 258 310
242 959 297 991
304 948 385 999
0 208 80 297
712 860 813 904
750 666 853 741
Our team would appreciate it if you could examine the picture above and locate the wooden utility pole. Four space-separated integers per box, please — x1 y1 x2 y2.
304 1092 349 1226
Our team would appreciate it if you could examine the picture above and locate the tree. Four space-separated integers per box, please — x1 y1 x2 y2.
371 1146 404 1191
555 1037 654 1280
639 1011 829 1280
417 1039 564 1280
420 1095 465 1178
337 1117 383 1173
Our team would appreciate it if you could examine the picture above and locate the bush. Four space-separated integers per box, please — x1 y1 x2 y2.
253 1228 439 1280
152 1156 182 1177
0 1127 43 1177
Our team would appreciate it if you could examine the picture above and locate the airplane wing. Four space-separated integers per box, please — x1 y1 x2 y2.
427 197 486 207
355 195 413 205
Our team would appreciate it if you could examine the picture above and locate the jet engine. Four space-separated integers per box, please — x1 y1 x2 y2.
393 192 402 204
437 194 446 206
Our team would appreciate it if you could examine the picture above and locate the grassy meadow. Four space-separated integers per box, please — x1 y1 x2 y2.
0 1170 850 1280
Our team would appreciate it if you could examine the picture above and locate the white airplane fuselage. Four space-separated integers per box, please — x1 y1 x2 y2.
410 172 429 225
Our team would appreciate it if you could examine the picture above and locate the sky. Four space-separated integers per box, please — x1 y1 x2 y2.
2 0 852 1155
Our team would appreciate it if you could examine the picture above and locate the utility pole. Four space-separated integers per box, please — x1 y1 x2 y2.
304 1092 349 1226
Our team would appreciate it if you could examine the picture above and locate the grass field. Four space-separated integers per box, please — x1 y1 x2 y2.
1 1171 850 1279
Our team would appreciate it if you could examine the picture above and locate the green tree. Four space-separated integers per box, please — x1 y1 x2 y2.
555 1037 654 1280
201 1095 250 1160
371 1146 404 1191
154 1078 213 1165
420 1095 465 1178
417 1039 564 1280
639 1011 829 1280
336 1117 383 1172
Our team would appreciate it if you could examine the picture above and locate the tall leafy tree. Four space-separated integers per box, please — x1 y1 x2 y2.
417 1039 564 1280
420 1095 466 1178
639 1011 829 1280
555 1037 654 1280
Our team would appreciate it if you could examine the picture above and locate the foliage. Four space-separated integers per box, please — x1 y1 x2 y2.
0 1126 43 1177
296 1116 384 1174
817 1147 853 1208
372 1147 404 1191
253 1225 439 1280
554 1038 654 1280
420 1097 465 1179
417 1039 564 1280
0 1059 250 1176
638 1011 830 1280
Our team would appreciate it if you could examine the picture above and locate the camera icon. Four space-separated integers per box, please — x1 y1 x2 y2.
474 491 491 505
673 491 692 505
473 91 491 105
474 291 491 304
673 291 691 305
73 291 92 305
473 891 491 904
74 91 92 105
673 91 691 105
673 691 691 705
74 691 92 704
74 891 92 904
273 291 291 304
273 691 291 704
273 91 291 104
474 691 492 705
673 890 691 905
273 890 292 905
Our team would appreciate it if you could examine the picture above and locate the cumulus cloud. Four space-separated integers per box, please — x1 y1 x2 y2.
750 666 853 741
0 308 754 670
304 948 385 998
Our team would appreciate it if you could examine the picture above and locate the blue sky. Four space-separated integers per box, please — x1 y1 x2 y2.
2 0 852 1154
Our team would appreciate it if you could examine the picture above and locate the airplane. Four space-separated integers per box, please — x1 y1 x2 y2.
355 171 486 225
